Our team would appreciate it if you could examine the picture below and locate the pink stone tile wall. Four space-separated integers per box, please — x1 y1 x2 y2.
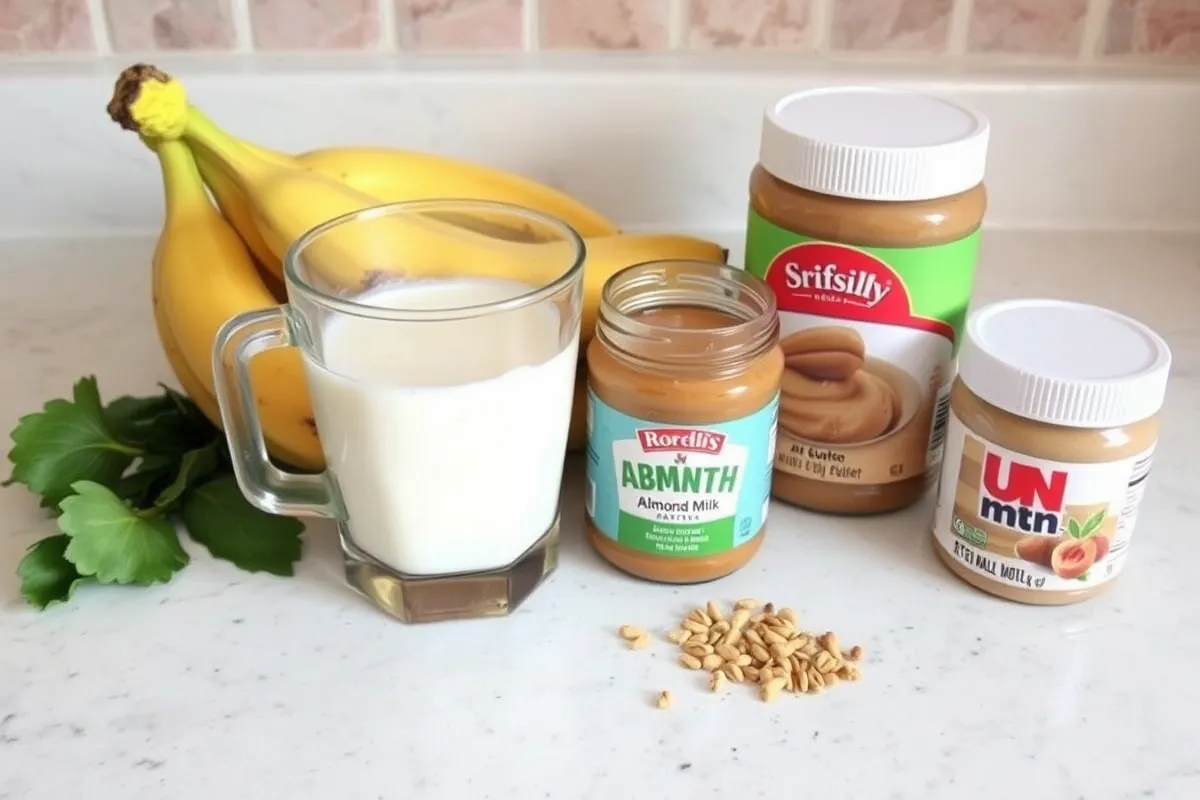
2 0 1199 61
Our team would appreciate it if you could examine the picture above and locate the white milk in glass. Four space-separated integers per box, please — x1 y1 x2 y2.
301 277 578 575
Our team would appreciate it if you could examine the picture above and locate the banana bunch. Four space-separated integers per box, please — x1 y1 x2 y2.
114 64 727 470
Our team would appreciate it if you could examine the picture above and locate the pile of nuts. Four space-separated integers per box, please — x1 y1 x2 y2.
618 598 864 706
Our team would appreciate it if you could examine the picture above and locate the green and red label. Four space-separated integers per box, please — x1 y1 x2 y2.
744 209 981 486
762 241 957 340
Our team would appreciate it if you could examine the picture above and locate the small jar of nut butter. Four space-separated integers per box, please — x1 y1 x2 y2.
585 259 784 584
743 86 991 516
931 299 1172 606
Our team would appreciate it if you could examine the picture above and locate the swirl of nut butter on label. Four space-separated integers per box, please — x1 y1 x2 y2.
778 327 898 444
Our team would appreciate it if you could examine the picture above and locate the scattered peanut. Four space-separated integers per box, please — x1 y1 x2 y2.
618 625 645 641
763 629 788 646
616 598 865 707
814 650 839 674
759 676 787 703
715 644 739 661
666 628 690 645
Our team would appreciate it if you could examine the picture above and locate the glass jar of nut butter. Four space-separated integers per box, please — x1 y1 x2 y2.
585 260 784 583
932 299 1172 606
743 86 991 515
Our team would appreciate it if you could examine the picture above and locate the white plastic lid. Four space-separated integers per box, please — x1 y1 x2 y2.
759 86 990 202
957 299 1172 428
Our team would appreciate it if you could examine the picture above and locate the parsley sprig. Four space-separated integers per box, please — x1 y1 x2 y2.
6 376 304 609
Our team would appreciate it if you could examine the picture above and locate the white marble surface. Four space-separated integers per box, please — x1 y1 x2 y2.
1 229 1199 800
3 58 1200 238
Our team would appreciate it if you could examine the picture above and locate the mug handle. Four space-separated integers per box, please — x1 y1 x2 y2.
211 306 340 519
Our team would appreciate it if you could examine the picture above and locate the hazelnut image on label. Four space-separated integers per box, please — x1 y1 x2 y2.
1014 535 1057 568
1050 538 1098 580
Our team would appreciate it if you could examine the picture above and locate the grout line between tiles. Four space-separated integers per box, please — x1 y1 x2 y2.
947 0 972 55
523 0 541 52
84 0 112 55
379 0 399 51
230 0 254 53
669 0 689 50
810 0 832 52
1080 0 1113 61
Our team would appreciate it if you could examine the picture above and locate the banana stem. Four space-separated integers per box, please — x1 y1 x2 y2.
183 108 266 182
153 138 211 219
106 63 189 140
107 63 170 132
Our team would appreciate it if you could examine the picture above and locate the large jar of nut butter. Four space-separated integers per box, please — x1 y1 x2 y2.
932 299 1172 606
743 86 991 515
586 260 784 583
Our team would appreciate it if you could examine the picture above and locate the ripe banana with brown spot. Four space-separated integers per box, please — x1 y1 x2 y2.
149 136 324 471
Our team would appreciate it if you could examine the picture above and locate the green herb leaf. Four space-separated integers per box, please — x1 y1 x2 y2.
1076 571 1090 582
59 481 189 585
111 454 178 507
17 534 88 609
1067 518 1082 538
1081 509 1106 536
104 388 218 456
181 474 303 576
5 377 142 506
104 394 176 440
152 442 221 512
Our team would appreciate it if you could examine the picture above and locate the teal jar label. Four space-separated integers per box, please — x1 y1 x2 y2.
586 390 779 557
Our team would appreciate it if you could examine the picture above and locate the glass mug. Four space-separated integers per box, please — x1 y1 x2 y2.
212 200 585 623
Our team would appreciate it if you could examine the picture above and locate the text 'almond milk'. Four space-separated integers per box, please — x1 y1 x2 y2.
301 277 579 576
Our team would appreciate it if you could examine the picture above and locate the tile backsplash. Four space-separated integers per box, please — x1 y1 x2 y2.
1 0 1197 61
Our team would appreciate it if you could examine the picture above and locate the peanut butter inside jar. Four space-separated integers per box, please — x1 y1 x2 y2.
743 86 991 516
585 260 783 584
752 169 987 514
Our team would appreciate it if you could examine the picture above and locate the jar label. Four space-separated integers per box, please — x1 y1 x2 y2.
743 209 981 485
932 409 1155 593
585 390 778 557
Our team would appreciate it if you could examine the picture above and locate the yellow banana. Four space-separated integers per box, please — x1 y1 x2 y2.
174 107 547 286
569 232 728 346
115 66 726 353
115 73 625 287
194 147 279 272
149 136 324 471
185 109 619 281
151 246 226 431
155 102 727 346
292 145 619 238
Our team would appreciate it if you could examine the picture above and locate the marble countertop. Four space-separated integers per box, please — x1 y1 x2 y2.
1 229 1199 800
